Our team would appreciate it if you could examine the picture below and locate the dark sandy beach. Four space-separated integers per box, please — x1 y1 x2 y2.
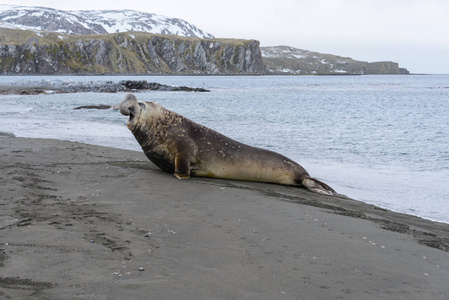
1 137 448 299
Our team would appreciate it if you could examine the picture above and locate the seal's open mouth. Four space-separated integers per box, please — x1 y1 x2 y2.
128 112 135 124
126 105 137 126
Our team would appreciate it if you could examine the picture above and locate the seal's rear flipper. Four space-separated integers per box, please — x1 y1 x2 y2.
174 155 191 180
301 177 337 196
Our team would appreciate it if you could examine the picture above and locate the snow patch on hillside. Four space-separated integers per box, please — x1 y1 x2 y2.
0 4 214 39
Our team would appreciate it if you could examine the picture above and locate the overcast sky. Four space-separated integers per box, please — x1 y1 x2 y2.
2 0 449 74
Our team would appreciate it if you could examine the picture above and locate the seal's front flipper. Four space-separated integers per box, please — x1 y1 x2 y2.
301 177 337 196
174 155 191 180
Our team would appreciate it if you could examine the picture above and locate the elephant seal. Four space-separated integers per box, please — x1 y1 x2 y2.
119 94 336 196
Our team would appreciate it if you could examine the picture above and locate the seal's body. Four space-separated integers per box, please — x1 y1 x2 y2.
119 94 336 196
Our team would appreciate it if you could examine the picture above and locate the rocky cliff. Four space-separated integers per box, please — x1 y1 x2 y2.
261 46 409 75
0 28 264 74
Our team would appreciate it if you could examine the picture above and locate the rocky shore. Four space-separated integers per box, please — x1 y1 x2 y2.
0 79 209 95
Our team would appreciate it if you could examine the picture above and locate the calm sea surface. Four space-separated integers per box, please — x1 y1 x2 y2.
1 75 448 223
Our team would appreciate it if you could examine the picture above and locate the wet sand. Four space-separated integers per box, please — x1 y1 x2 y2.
1 137 448 299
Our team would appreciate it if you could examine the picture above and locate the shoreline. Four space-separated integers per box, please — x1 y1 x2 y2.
2 132 447 226
1 137 449 299
0 73 430 77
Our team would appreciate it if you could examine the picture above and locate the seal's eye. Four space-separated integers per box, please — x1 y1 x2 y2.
139 103 145 109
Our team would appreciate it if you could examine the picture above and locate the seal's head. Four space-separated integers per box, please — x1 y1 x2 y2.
119 94 145 131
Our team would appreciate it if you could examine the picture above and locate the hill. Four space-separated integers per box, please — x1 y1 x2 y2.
261 46 409 75
0 4 213 39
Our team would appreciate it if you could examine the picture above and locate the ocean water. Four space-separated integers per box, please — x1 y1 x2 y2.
1 75 448 223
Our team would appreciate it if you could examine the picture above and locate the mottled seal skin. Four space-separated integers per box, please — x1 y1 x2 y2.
119 94 337 196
